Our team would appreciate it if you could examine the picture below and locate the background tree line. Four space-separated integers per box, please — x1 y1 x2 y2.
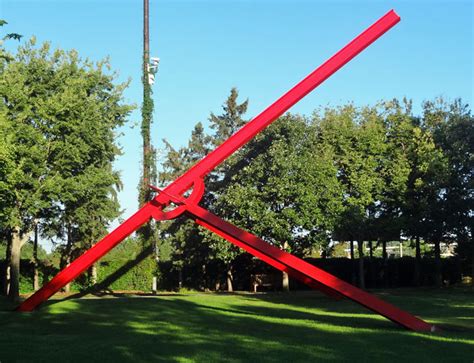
159 89 473 291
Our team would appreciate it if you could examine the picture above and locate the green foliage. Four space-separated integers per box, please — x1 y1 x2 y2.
159 89 249 284
137 50 157 246
0 240 47 261
138 78 156 208
96 238 157 291
214 113 343 257
159 92 473 290
0 38 133 297
0 19 22 62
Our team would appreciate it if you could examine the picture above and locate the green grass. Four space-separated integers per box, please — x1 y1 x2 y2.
1 287 473 362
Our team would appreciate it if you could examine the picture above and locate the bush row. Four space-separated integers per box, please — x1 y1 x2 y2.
0 256 468 294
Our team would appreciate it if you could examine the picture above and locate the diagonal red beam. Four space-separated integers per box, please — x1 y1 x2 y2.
155 10 401 201
196 219 343 299
16 203 156 311
17 10 400 312
152 184 343 299
146 186 432 330
187 204 435 332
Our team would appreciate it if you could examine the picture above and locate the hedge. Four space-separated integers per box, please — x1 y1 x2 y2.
0 255 467 294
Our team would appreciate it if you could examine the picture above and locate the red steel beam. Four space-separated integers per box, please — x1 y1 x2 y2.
152 10 401 202
196 219 343 299
188 204 435 332
152 183 342 299
16 203 156 311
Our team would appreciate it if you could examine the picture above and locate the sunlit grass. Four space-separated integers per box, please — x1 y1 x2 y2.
1 287 473 362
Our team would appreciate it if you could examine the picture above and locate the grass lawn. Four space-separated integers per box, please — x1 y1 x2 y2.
0 287 473 362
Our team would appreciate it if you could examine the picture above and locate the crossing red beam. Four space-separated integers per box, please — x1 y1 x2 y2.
154 10 402 202
188 204 434 331
16 10 435 333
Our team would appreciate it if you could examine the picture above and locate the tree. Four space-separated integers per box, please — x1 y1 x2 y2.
159 88 251 291
422 98 473 284
317 105 386 289
0 19 22 296
378 100 415 283
0 19 22 63
399 108 447 286
159 121 212 289
202 88 248 291
0 38 132 300
212 112 343 291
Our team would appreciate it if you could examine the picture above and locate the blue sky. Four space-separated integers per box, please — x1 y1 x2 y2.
2 0 473 231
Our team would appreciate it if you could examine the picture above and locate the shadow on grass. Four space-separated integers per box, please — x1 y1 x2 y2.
237 287 474 327
0 290 473 362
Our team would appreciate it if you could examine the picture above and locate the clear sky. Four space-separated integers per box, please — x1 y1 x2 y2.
1 0 473 236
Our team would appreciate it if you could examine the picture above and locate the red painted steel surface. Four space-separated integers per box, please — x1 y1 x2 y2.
16 9 435 333
189 205 434 331
153 10 401 202
195 219 343 299
16 203 156 311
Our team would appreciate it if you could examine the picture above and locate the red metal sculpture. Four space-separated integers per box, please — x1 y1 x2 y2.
17 9 435 332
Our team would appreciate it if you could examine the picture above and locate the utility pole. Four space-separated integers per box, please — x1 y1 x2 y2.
141 0 151 206
139 0 156 242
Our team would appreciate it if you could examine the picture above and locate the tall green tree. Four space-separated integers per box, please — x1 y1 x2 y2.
202 88 248 291
0 19 22 295
376 100 412 284
0 38 132 300
422 98 473 284
317 105 386 288
159 88 248 291
159 121 212 289
212 112 343 291
400 110 447 286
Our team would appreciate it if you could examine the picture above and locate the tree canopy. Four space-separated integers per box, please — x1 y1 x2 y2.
159 90 473 290
0 37 133 300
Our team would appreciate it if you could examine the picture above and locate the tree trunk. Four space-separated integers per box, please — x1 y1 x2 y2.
350 240 356 285
61 224 73 293
201 263 207 291
282 271 290 292
382 240 388 287
3 233 12 296
33 222 40 291
414 236 421 286
3 263 11 296
63 256 71 293
178 269 183 290
88 242 97 286
368 241 375 287
8 227 29 302
90 264 97 285
471 238 474 286
282 241 290 291
226 265 233 292
357 241 365 289
434 239 442 287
